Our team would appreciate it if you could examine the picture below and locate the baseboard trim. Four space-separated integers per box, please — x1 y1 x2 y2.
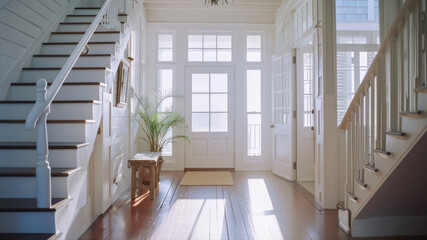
184 168 235 172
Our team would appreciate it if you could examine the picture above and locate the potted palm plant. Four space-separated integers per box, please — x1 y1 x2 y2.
134 92 190 184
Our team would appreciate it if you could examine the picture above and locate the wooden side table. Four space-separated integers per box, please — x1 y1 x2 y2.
128 152 162 200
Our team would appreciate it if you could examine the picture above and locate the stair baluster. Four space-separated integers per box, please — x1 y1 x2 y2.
35 79 51 208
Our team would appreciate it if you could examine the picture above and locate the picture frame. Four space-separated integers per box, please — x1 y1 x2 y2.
116 60 130 107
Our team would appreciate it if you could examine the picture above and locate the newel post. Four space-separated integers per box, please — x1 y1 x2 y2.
35 79 51 208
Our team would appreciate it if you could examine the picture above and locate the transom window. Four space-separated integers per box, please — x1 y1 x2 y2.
246 35 262 62
188 35 232 62
295 0 313 38
191 73 228 132
158 34 173 62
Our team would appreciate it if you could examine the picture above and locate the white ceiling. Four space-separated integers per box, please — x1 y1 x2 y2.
143 0 286 24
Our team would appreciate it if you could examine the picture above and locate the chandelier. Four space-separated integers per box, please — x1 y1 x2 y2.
203 0 232 5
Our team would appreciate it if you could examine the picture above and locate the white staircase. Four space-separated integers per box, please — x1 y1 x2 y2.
338 0 427 237
0 1 130 239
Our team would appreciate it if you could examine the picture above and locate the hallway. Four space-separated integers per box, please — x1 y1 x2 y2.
80 171 348 240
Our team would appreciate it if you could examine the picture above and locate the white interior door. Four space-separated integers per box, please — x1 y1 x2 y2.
185 67 235 168
272 51 296 181
296 44 315 182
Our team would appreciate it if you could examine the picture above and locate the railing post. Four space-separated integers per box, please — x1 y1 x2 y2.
35 79 51 208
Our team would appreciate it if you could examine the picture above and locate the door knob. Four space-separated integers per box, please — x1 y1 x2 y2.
270 124 275 128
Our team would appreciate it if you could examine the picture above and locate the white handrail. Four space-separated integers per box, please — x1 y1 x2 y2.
25 0 119 208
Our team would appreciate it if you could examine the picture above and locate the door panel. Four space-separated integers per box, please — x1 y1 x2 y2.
272 51 296 181
296 44 315 182
185 67 234 168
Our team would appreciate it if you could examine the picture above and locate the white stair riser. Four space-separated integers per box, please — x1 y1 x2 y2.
0 149 78 168
0 123 89 142
50 33 120 42
22 69 108 83
0 177 68 198
0 103 97 120
73 9 99 15
58 23 117 32
65 16 95 22
11 85 103 101
32 56 112 68
0 212 55 233
41 43 117 55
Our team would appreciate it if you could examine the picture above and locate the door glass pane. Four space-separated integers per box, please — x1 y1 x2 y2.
247 114 261 156
192 74 209 92
192 94 209 112
247 70 261 112
211 94 228 112
211 113 228 132
192 113 209 132
211 74 228 92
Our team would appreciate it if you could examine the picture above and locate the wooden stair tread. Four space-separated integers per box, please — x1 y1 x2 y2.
0 232 61 240
0 167 81 177
345 192 358 202
74 7 101 9
11 82 106 86
363 164 379 173
22 67 111 71
59 21 125 25
43 41 118 45
33 54 112 57
354 179 367 188
400 111 423 118
51 31 120 34
0 119 95 124
0 197 72 212
337 201 345 209
0 142 89 149
0 100 101 104
374 148 392 157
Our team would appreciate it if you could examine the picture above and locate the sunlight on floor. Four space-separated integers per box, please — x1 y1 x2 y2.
248 179 284 239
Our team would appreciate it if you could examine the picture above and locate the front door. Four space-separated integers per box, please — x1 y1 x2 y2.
271 51 296 181
296 43 315 182
185 67 235 168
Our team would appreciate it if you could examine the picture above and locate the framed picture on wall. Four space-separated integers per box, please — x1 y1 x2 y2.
116 60 130 107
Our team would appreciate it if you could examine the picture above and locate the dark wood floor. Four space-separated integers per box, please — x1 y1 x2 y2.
80 171 354 240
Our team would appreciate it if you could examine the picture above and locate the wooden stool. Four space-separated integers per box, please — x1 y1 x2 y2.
128 152 161 200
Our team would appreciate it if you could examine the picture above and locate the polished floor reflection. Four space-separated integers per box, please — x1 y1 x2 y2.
79 171 349 240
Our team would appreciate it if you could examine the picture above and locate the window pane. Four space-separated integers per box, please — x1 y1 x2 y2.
192 74 209 92
158 34 173 48
192 113 209 132
158 49 173 61
204 35 216 48
247 70 261 112
162 129 173 156
203 49 216 61
210 74 228 93
210 94 228 112
159 69 173 111
211 113 227 132
188 35 202 48
247 49 261 62
192 94 209 112
188 49 202 62
247 35 261 49
247 114 261 156
217 35 232 48
217 49 232 62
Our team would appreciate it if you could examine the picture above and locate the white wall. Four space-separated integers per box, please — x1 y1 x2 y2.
0 0 80 99
145 23 274 171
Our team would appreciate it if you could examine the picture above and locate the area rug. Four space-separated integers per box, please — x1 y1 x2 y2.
180 171 234 186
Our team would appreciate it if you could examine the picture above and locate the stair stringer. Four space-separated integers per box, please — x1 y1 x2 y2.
345 112 427 236
48 21 134 240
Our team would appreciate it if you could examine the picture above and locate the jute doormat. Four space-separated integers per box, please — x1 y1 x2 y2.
180 171 234 186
